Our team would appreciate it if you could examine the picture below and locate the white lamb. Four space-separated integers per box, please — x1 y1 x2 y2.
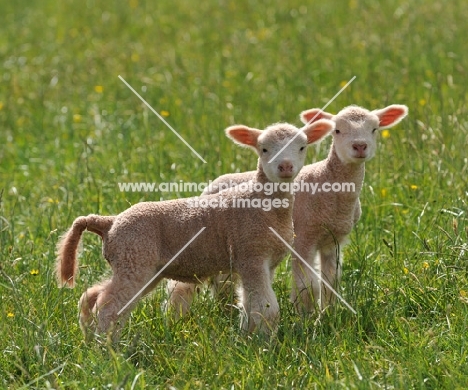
167 104 408 313
56 119 335 338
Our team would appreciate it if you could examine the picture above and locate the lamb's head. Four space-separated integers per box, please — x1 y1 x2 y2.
300 104 408 164
226 120 335 182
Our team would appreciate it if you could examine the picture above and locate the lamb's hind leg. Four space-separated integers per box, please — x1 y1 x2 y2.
79 279 112 338
238 263 279 334
166 274 238 320
291 244 322 313
210 272 239 303
166 280 198 320
320 244 342 308
82 273 163 340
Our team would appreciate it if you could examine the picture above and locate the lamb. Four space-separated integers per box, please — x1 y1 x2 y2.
290 104 408 311
167 104 408 314
56 118 335 338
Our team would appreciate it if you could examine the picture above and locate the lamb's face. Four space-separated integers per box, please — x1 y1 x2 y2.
226 119 334 182
332 108 380 164
258 124 309 182
300 104 408 166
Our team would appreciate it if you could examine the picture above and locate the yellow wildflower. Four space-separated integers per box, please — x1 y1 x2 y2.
325 364 332 379
422 262 429 269
30 269 39 276
7 312 14 318
340 80 350 88
94 85 104 93
381 130 390 139
73 114 82 123
161 110 170 117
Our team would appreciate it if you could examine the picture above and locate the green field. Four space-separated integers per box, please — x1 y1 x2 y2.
1 0 468 388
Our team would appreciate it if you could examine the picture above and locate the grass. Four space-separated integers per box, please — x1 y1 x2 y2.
1 0 468 387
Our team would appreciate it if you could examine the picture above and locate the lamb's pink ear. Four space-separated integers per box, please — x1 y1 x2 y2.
303 119 335 144
374 104 409 129
300 108 334 125
225 125 262 148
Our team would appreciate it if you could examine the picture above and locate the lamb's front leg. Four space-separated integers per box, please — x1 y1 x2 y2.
238 263 279 334
320 244 343 308
291 243 321 313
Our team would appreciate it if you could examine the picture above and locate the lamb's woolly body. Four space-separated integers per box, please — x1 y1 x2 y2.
105 176 294 284
56 120 335 338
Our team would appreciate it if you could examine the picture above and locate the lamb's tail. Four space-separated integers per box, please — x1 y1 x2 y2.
56 214 115 288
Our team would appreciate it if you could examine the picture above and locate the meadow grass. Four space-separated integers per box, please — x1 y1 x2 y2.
1 0 467 388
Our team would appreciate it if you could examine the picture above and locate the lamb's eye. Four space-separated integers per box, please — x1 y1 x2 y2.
300 146 305 151
372 128 378 133
335 129 341 134
262 148 268 153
